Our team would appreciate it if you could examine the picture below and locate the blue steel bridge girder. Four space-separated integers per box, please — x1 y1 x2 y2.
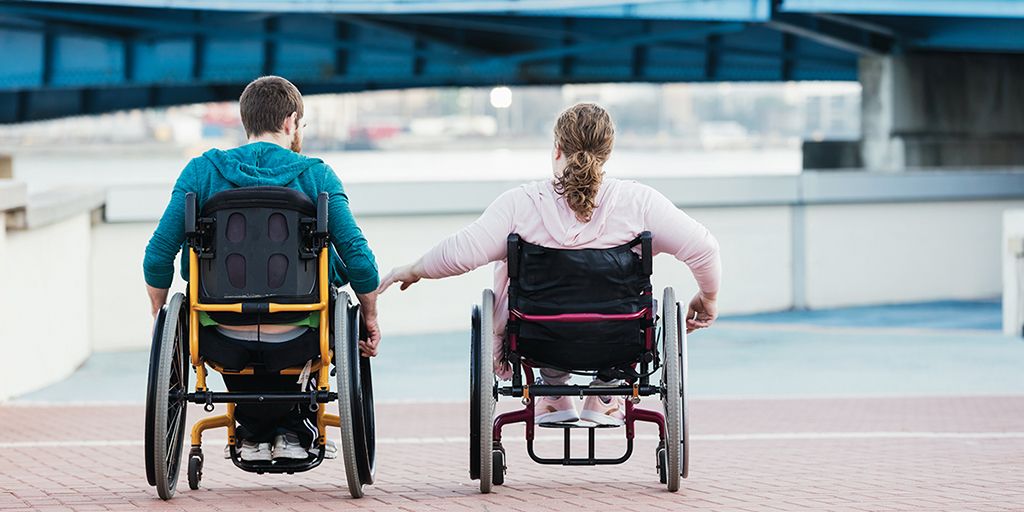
1 0 1022 123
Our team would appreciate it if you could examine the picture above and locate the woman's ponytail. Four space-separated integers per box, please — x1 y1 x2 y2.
553 103 615 222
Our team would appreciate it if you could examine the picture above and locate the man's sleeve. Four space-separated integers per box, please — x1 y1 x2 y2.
322 165 380 293
143 162 194 289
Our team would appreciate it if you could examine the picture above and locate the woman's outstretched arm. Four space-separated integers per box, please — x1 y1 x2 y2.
643 186 722 332
377 189 517 293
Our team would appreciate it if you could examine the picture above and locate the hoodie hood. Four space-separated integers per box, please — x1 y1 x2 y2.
522 178 624 248
202 142 322 187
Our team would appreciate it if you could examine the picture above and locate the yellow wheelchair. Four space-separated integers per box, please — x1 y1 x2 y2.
144 187 375 500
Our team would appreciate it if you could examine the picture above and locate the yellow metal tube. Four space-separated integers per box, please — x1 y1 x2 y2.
317 247 330 390
190 403 236 446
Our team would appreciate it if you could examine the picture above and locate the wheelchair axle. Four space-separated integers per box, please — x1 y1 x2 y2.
180 390 339 405
498 384 660 398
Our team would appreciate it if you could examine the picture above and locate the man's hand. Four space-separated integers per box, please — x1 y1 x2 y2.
146 284 170 318
376 261 424 294
356 291 382 357
685 292 718 333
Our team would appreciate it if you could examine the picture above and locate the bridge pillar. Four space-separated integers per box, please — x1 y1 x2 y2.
860 53 1024 171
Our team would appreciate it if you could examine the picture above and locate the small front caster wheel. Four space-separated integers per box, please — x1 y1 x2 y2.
187 448 204 490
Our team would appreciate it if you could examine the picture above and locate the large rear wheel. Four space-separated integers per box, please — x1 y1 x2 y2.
335 294 368 497
661 287 682 492
678 302 690 480
469 290 496 493
145 292 189 500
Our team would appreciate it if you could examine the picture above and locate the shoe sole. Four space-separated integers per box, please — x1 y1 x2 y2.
579 410 625 426
272 449 310 461
536 410 581 424
239 452 273 462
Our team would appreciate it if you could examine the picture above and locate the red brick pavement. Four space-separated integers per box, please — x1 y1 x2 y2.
1 396 1023 511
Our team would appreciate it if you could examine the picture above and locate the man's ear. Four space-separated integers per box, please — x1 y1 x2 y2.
553 143 562 160
282 112 298 135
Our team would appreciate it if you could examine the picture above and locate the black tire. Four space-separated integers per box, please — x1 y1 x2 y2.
144 305 167 487
469 290 496 493
145 293 189 500
335 291 363 498
187 449 203 490
677 302 690 480
492 449 505 486
657 445 668 485
661 287 682 492
335 292 376 498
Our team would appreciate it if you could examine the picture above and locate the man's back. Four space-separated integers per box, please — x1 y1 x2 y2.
143 141 379 295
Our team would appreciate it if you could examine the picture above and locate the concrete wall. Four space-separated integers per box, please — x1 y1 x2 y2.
0 213 93 400
90 223 187 351
860 53 1024 170
803 200 1024 308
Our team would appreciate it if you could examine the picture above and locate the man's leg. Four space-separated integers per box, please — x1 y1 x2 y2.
222 373 303 443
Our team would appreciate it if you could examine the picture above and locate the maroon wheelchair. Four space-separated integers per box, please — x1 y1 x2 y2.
469 231 688 493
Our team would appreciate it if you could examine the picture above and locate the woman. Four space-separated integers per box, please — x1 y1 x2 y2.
377 103 721 426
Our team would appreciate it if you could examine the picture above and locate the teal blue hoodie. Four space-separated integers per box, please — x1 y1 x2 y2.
143 142 379 294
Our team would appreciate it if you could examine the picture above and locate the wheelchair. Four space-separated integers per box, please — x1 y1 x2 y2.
144 186 375 500
470 232 689 493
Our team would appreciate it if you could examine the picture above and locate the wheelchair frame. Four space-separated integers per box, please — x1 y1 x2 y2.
469 233 689 493
144 189 375 500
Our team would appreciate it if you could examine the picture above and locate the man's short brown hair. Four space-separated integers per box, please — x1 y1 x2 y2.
238 76 304 137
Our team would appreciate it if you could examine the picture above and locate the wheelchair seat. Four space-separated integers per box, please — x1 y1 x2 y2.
506 233 653 372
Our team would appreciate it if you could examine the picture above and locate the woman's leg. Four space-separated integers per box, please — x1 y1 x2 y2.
538 367 571 386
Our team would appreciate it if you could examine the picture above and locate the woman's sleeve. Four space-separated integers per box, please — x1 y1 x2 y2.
644 187 722 295
323 166 379 294
419 189 517 279
143 162 194 289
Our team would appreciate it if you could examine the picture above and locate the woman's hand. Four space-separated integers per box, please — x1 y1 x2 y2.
376 262 423 294
685 292 718 333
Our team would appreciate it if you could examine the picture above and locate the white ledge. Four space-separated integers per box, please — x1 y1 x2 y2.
6 187 106 230
103 169 1024 222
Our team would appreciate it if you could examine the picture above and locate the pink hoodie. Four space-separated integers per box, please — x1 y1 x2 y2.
419 178 721 378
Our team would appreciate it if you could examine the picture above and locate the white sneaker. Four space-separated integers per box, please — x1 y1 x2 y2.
224 441 272 461
308 439 338 459
272 433 309 460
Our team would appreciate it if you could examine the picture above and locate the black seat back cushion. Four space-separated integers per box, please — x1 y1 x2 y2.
198 187 319 304
509 238 651 371
198 326 321 373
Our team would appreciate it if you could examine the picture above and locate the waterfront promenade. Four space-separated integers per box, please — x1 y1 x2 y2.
2 302 1023 511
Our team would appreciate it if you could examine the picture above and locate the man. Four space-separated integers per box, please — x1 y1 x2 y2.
143 76 381 462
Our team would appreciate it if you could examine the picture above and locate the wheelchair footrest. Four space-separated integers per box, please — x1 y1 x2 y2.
526 424 634 466
228 445 326 475
537 421 620 429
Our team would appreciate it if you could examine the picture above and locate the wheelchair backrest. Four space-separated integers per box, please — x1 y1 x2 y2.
187 186 327 304
506 232 653 315
505 232 654 371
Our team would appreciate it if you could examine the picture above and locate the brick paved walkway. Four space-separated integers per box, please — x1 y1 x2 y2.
2 396 1023 511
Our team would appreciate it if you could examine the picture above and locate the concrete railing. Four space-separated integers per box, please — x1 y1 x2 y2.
94 169 1024 351
0 180 104 401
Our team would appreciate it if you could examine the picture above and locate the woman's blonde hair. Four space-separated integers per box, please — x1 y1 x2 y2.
552 102 614 222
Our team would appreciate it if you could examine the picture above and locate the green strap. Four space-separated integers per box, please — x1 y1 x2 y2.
198 311 320 328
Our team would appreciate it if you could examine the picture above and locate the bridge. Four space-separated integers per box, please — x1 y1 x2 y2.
0 0 1022 125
